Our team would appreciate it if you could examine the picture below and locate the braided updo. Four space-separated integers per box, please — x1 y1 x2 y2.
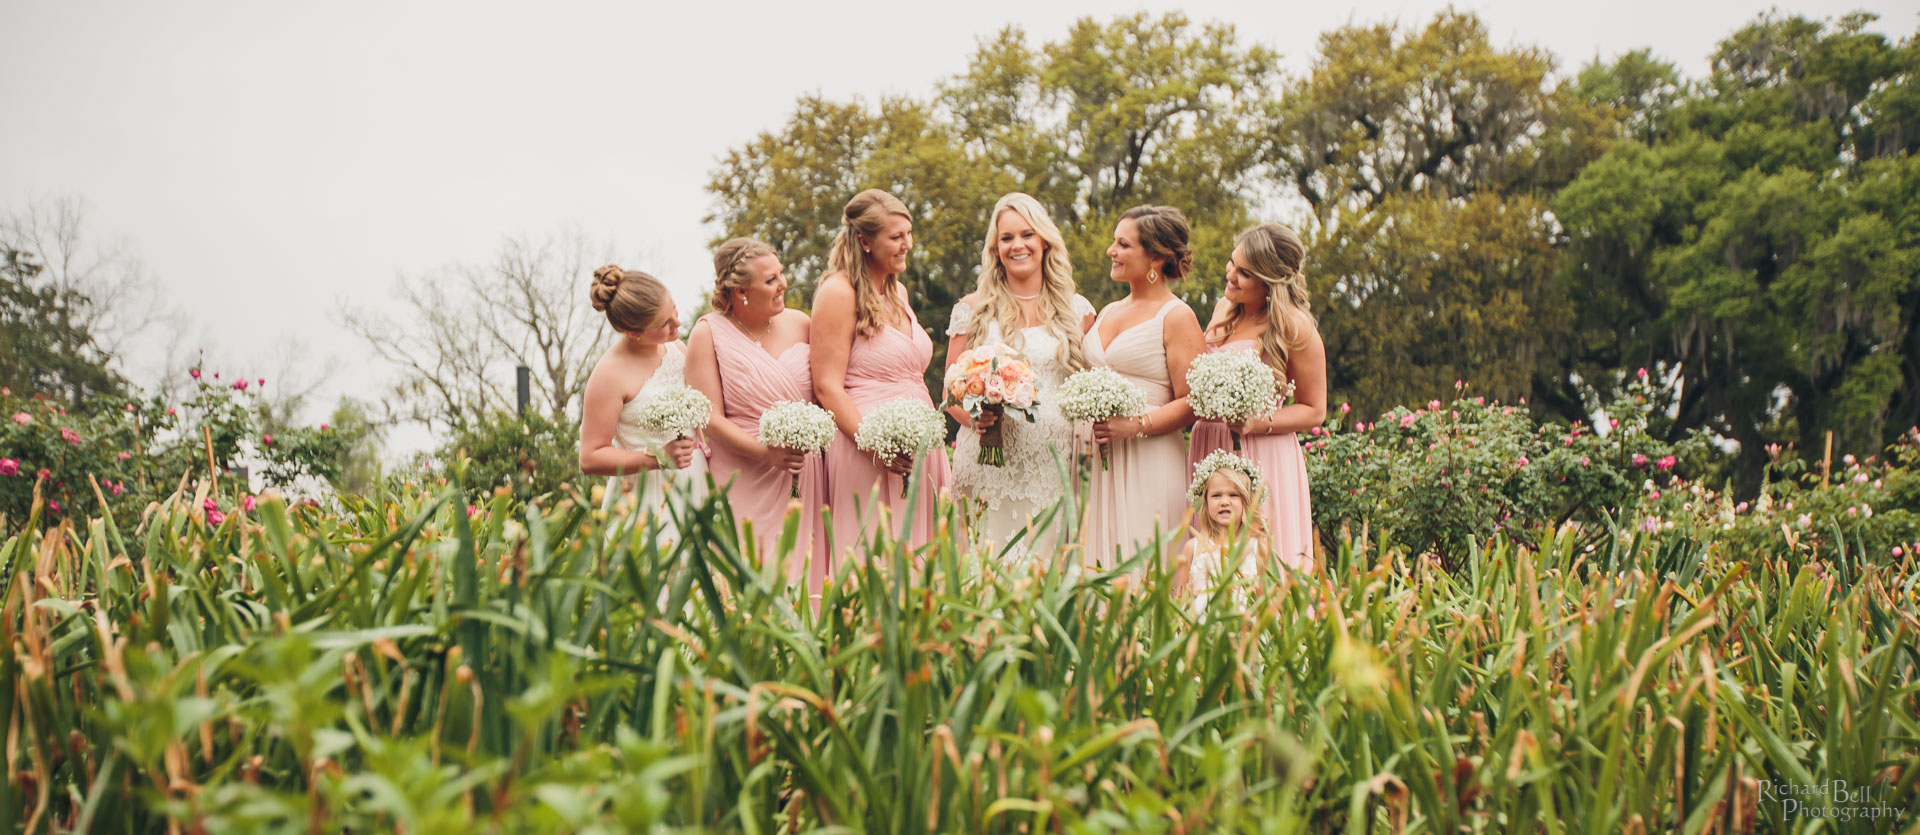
590 264 671 334
1120 205 1194 281
710 237 777 315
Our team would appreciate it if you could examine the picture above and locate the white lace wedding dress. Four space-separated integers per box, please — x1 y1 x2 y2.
948 295 1095 567
602 341 710 543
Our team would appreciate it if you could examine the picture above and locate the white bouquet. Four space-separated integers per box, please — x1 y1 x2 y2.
636 385 712 442
1186 350 1282 451
758 400 836 496
854 398 945 497
1058 367 1146 469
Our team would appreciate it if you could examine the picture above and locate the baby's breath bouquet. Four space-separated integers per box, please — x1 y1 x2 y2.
758 400 836 496
854 398 945 498
1058 367 1146 470
636 385 712 459
1186 350 1283 451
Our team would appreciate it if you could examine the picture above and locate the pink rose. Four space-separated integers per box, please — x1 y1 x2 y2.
189 368 201 379
1632 453 1648 468
203 497 219 514
243 494 257 512
1338 402 1350 414
36 468 50 480
233 380 249 391
11 412 30 425
1513 456 1529 468
167 408 177 416
118 451 132 461
1399 414 1417 427
207 509 226 526
1579 457 1590 467
110 481 125 496
262 434 273 445
47 501 61 514
61 428 79 445
0 459 16 476
320 423 330 431
257 378 266 386
1636 367 1647 379
1656 455 1676 470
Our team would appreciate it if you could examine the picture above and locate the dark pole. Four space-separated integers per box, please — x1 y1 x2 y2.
515 365 531 418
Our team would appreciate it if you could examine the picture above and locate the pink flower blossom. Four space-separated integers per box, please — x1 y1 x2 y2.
1852 473 1868 483
1339 402 1350 414
1474 396 1484 405
320 423 330 431
213 372 220 379
11 412 30 425
1656 455 1676 470
1579 457 1590 467
1400 414 1417 427
125 403 136 412
257 378 265 386
189 368 201 379
204 497 219 514
0 459 16 476
60 428 79 445
1735 501 1749 513
1636 367 1647 379
1642 517 1658 533
207 509 225 526
1893 546 1904 558
1609 418 1619 430
47 501 61 514
233 379 249 391
1796 514 1810 529
262 434 273 445
1310 426 1323 436
167 407 177 416
1649 490 1661 500
1513 456 1529 468
1427 400 1441 410
117 451 131 461
110 481 125 496
36 468 50 480
243 494 256 512
467 503 479 518
1632 453 1648 468
1564 437 1575 446
1765 443 1781 460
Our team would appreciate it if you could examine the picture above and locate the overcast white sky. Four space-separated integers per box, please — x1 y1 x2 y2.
3 0 1912 454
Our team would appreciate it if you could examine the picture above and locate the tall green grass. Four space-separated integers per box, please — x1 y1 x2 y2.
3 467 1916 832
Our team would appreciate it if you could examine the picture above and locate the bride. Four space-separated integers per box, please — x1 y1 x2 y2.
578 264 708 535
945 193 1095 565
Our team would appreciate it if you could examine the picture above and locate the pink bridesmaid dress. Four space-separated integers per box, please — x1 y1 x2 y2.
1080 298 1192 569
823 306 953 563
701 314 829 591
1187 339 1315 573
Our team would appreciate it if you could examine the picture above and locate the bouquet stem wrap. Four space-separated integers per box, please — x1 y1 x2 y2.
977 404 1006 466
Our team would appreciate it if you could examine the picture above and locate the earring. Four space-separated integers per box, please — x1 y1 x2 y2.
1149 270 1159 284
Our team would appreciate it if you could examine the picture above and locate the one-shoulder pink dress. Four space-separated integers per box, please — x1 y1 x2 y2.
824 308 953 564
701 314 829 591
1187 339 1315 573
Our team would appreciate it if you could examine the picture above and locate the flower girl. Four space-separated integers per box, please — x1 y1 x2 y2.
1179 451 1271 611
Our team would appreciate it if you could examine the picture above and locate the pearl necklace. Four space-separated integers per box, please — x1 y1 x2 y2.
1012 292 1041 301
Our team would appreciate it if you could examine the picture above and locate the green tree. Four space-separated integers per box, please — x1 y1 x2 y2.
707 13 1279 393
1 246 125 407
1554 12 1919 487
1267 10 1607 420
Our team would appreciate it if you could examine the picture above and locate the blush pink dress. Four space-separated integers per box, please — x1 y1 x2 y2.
701 314 829 592
1080 298 1192 569
1187 339 1315 573
823 305 953 564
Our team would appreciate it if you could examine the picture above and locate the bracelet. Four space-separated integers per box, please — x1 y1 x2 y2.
1140 413 1153 435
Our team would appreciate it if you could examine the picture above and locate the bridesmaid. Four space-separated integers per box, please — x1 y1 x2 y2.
1082 206 1205 570
579 264 708 533
812 189 953 563
1188 223 1327 573
946 193 1096 565
685 237 828 595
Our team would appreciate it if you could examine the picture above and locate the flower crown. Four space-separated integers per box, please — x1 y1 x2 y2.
1188 449 1266 506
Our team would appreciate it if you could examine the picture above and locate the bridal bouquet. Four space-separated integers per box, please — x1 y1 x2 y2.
1186 350 1288 451
1057 367 1146 470
758 400 836 496
637 385 712 442
854 398 945 497
941 343 1038 466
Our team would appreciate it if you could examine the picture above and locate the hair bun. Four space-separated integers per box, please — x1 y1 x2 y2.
590 265 622 311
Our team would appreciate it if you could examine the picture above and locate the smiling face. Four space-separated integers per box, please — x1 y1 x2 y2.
995 208 1047 283
629 298 681 347
862 214 914 277
1105 218 1155 283
736 254 788 315
1204 471 1247 529
1222 245 1271 309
